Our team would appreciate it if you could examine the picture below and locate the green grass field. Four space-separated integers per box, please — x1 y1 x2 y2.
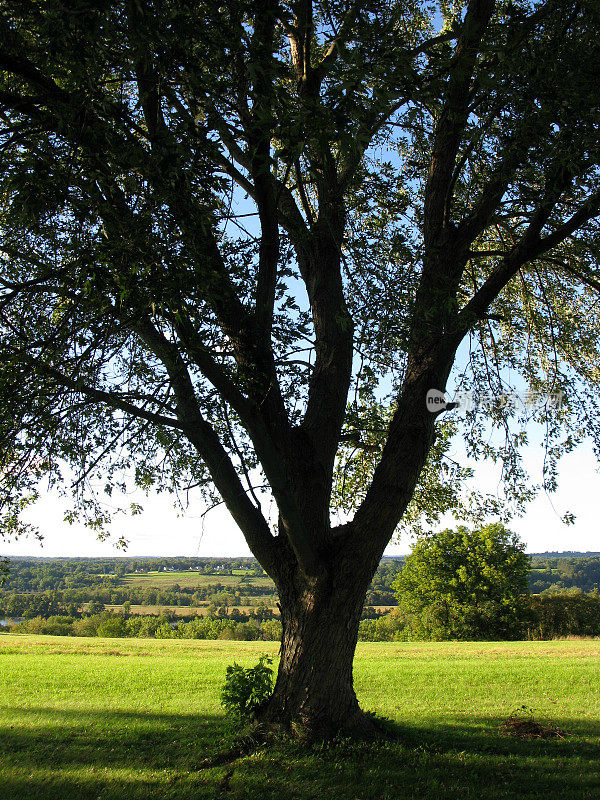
1 635 599 799
120 570 275 589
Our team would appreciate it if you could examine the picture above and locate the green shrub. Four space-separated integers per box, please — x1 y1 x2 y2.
72 616 100 637
13 615 75 636
154 621 176 638
220 654 274 720
393 524 530 641
525 591 600 639
95 615 127 638
258 619 282 641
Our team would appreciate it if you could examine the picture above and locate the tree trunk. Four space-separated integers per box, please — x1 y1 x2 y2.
258 563 373 738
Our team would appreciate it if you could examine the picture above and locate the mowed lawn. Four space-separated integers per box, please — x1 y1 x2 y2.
1 636 599 799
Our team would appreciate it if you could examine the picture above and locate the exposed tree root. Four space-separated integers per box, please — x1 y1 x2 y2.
253 707 398 744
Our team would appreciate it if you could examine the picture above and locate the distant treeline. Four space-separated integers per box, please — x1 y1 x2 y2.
6 591 600 642
3 554 600 633
9 610 282 641
0 583 276 619
0 556 401 612
3 553 600 598
528 555 600 594
0 556 267 592
359 592 600 641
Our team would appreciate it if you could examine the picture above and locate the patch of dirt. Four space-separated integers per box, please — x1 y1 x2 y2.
499 706 567 739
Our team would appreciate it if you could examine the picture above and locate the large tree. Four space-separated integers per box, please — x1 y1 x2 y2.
1 0 600 736
393 523 530 640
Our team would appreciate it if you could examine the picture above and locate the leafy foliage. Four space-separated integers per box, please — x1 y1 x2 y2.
221 654 274 720
0 1 599 549
393 523 530 639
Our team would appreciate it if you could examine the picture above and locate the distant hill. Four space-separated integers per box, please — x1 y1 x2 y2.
529 552 600 558
3 551 600 600
528 553 600 594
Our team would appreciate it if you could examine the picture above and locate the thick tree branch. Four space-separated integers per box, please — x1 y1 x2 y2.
288 0 314 86
424 0 495 244
135 316 324 577
248 0 280 338
311 1 361 91
126 1 166 142
129 317 285 575
209 111 309 244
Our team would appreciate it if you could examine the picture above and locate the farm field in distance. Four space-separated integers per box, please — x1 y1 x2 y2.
101 603 275 617
98 603 399 616
1 635 599 799
119 570 275 589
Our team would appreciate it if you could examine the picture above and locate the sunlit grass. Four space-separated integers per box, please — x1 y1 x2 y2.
1 635 599 799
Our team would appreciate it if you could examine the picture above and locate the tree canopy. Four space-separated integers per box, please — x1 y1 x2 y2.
1 0 600 733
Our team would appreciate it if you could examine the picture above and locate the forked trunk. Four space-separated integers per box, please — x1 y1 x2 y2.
258 568 372 738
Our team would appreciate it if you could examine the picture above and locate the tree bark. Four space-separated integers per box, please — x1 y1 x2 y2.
257 554 374 738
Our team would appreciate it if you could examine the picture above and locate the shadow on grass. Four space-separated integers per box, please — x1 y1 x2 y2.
1 707 599 800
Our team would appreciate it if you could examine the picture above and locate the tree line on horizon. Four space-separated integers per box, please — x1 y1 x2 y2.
3 549 600 596
3 527 600 642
